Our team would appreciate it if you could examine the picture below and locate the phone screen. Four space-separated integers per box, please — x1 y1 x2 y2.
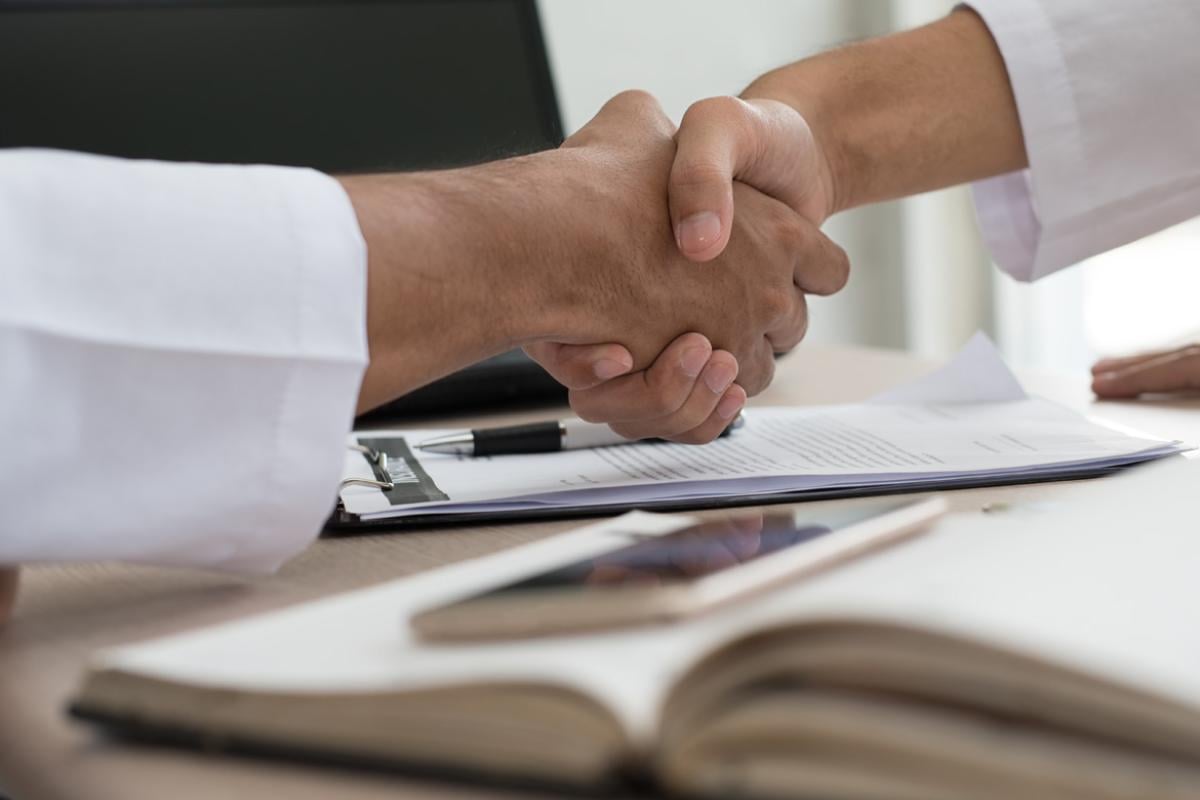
484 504 901 596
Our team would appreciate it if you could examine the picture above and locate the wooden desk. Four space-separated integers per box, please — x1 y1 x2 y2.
3 345 1198 800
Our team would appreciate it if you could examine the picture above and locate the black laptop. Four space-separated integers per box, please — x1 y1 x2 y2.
0 0 568 417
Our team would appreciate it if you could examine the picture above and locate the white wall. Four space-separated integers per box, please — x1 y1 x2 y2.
537 0 993 355
539 1 879 134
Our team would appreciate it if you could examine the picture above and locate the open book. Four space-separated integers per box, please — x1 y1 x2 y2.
74 458 1200 799
334 335 1185 527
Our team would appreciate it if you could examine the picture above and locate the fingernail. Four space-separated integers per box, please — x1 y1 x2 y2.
703 362 737 394
593 358 630 380
677 212 721 254
717 392 744 420
680 346 710 378
1093 371 1117 385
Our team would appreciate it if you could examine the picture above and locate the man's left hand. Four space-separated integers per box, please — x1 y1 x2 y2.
529 332 746 444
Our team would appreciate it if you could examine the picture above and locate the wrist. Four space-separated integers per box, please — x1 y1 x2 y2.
340 166 560 411
487 149 615 348
743 68 852 218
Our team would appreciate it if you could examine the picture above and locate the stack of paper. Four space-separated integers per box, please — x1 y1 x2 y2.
339 335 1187 523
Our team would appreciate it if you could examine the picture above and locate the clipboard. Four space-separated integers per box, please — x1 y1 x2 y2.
324 441 1161 535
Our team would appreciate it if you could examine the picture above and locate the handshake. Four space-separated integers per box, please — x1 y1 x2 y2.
524 91 847 443
347 90 849 443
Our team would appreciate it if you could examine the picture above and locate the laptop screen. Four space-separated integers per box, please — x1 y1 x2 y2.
0 0 563 172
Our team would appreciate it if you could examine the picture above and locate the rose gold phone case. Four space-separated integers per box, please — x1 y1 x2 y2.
411 497 948 642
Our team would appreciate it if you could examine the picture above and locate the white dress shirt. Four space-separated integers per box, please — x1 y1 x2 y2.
0 149 367 572
966 0 1200 281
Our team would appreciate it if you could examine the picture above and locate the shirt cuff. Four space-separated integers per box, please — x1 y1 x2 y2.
232 169 369 572
962 0 1090 282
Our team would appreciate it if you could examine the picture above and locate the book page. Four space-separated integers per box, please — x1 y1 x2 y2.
95 458 1200 752
92 512 706 742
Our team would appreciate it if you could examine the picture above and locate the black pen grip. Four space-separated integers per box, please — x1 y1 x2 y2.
472 422 562 456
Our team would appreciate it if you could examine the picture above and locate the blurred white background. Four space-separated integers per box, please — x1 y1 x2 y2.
539 0 1200 373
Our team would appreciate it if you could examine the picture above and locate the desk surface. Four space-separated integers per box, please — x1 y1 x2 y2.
3 344 1198 800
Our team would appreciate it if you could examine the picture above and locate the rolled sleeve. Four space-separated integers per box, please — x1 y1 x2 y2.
0 150 368 573
965 0 1200 281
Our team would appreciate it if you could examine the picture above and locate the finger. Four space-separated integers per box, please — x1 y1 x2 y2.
671 96 828 262
1091 345 1197 376
793 223 851 297
766 288 809 355
729 338 777 398
1092 349 1200 398
661 384 748 445
766 223 849 354
569 333 714 424
524 342 634 391
607 351 740 440
670 97 749 261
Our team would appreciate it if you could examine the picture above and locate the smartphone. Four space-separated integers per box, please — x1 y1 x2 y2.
411 497 947 642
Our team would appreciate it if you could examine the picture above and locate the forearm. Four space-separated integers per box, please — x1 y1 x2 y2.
744 8 1026 216
341 158 574 413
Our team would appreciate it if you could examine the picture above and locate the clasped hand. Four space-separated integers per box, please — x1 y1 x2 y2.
525 92 844 443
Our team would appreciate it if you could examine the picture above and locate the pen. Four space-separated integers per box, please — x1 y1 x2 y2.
416 415 742 457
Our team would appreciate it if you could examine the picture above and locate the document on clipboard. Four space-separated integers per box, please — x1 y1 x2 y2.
332 335 1188 529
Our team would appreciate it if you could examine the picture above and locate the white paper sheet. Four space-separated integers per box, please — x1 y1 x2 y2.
340 335 1186 520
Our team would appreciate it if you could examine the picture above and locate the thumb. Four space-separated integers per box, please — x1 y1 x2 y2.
669 97 746 262
670 96 831 262
524 341 635 391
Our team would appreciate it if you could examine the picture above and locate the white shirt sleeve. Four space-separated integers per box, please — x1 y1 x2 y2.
964 0 1200 281
0 149 368 573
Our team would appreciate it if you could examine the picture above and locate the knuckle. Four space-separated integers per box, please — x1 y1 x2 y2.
742 352 775 396
612 88 656 109
758 284 794 325
608 89 667 125
638 381 686 419
772 297 809 354
671 403 712 435
647 372 689 416
646 389 682 417
772 207 807 247
684 95 751 128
